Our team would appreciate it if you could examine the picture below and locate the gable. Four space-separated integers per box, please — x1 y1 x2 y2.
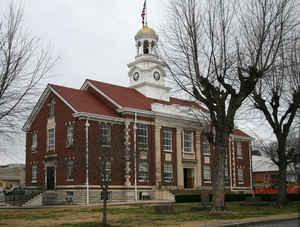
23 85 77 132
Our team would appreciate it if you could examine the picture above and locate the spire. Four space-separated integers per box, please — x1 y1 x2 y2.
141 0 147 27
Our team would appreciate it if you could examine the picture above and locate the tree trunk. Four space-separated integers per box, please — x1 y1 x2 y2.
277 137 288 206
211 127 228 212
102 186 107 226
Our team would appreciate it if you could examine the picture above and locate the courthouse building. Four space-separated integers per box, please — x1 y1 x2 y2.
23 25 252 204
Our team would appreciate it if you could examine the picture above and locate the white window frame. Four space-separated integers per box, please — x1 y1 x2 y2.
31 132 38 151
66 160 74 181
202 136 210 155
164 162 173 183
138 161 149 182
162 128 172 152
203 165 211 183
100 123 111 146
237 142 243 159
137 124 148 150
48 128 55 151
32 164 37 183
238 168 244 184
183 130 193 153
66 124 74 147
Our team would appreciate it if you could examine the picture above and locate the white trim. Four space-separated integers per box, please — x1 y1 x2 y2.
73 112 124 123
81 80 122 109
48 86 77 113
22 85 78 132
55 185 155 189
23 87 51 131
232 135 252 141
118 107 206 126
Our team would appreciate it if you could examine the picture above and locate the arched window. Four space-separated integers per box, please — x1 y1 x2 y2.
143 40 149 54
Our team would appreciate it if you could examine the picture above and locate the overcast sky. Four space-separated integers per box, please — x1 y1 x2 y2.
0 0 275 165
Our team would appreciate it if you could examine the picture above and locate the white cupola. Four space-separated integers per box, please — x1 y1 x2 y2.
128 25 171 101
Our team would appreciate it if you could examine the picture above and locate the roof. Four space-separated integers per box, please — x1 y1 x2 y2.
87 79 208 113
49 84 119 117
136 25 157 36
233 128 251 137
252 156 279 172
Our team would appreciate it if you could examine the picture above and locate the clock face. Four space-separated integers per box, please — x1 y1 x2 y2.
153 71 160 81
133 72 139 81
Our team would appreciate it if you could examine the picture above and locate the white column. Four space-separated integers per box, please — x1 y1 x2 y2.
85 119 90 205
176 128 184 188
195 130 202 187
155 124 162 186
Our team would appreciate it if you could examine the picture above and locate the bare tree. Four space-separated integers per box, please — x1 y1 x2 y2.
0 3 55 137
251 35 300 205
58 123 126 227
161 0 298 211
257 133 300 185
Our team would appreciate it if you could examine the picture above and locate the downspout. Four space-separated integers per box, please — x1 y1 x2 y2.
229 136 233 192
249 139 254 197
85 119 90 205
134 113 138 201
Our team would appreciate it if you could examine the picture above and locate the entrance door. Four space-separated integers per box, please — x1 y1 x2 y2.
184 168 194 188
47 167 55 190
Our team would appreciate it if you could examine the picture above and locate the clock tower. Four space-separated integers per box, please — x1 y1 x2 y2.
128 25 171 101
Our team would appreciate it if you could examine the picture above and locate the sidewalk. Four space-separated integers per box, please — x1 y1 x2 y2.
0 199 172 209
196 214 300 227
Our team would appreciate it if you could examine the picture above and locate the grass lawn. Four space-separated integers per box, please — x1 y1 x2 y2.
0 201 299 227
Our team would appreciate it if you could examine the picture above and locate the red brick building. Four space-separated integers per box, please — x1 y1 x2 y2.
23 26 252 204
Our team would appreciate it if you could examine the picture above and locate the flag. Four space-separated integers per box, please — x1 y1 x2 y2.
141 0 146 27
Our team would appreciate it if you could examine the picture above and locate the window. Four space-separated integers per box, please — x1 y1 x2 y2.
202 136 210 155
162 128 172 152
100 191 112 200
66 160 74 180
49 99 55 117
48 128 55 151
66 191 73 202
238 168 244 184
100 160 111 182
100 123 111 145
32 164 37 183
203 165 211 183
66 124 74 146
139 161 149 182
164 162 173 183
31 132 38 151
183 130 193 153
143 40 149 54
237 142 243 159
137 124 148 150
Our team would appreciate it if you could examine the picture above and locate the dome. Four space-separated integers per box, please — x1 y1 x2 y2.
136 25 157 36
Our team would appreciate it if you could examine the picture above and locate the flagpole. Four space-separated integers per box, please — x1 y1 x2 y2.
145 0 147 26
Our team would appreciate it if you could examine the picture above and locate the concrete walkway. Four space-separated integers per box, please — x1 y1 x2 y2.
0 199 172 209
196 215 300 227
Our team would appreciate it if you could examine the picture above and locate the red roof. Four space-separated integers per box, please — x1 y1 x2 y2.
49 84 119 117
87 79 208 112
49 80 249 137
233 128 251 137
